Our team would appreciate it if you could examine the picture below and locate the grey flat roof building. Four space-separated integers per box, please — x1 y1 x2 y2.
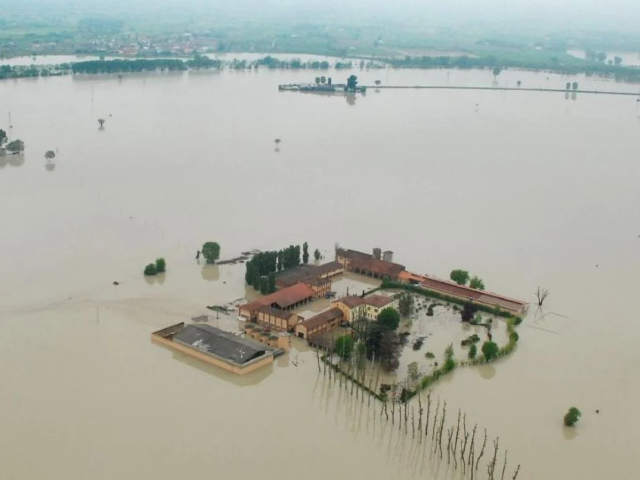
173 324 269 366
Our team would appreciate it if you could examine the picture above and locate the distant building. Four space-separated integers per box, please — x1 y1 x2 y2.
335 247 405 280
275 261 343 292
151 323 275 375
295 308 344 339
244 323 291 351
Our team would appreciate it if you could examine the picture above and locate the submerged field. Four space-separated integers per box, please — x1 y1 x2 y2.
1 66 639 479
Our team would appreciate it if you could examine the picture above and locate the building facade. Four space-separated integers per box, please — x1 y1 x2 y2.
295 308 344 339
254 305 302 332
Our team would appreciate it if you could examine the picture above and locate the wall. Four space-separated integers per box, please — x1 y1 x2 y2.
151 334 273 375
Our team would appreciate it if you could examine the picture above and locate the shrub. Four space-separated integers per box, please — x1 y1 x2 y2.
202 242 221 264
564 407 582 427
425 351 435 359
468 344 477 359
377 307 400 330
482 341 500 361
513 316 523 326
155 257 166 273
335 335 354 360
412 338 424 351
144 263 157 276
510 331 519 343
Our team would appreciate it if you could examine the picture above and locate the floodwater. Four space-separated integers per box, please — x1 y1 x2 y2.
1 65 640 480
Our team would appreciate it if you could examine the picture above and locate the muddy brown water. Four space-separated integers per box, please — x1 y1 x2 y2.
1 65 639 479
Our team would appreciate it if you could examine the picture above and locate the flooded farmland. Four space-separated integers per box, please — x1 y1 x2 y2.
1 64 639 479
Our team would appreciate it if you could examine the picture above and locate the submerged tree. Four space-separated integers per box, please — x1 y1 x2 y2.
302 242 309 264
377 307 400 331
314 248 321 261
450 269 470 286
155 257 166 273
6 139 25 154
482 341 499 361
144 263 157 276
45 150 56 161
469 276 485 290
563 407 582 426
460 302 478 322
0 129 7 146
335 335 354 360
98 118 106 128
202 242 221 264
347 74 358 91
398 292 414 317
536 286 550 306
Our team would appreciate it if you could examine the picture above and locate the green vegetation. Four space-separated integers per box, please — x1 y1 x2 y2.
245 245 301 292
412 337 424 351
380 279 514 318
155 258 166 273
377 308 400 331
335 335 354 360
202 242 221 264
6 140 25 154
461 334 480 346
398 292 414 317
346 74 358 91
73 59 186 74
144 263 157 276
302 242 309 264
314 248 321 261
468 344 477 359
44 150 55 160
481 341 500 361
443 344 456 373
0 130 7 146
469 276 485 290
450 269 470 286
564 407 582 427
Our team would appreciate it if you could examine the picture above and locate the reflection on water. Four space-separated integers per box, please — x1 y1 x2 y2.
478 364 496 380
562 426 578 440
45 161 56 171
6 154 25 168
201 264 220 281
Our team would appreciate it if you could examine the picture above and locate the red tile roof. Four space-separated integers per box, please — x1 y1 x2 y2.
348 256 405 278
364 294 395 309
333 296 365 309
242 283 316 311
300 308 344 331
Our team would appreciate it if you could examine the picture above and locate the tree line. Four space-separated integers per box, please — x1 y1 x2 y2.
385 54 640 83
244 243 312 294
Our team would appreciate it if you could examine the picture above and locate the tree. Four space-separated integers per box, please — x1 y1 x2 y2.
536 286 550 306
443 344 456 372
347 74 358 91
596 52 607 63
315 76 320 84
267 272 276 294
572 82 579 91
482 341 499 361
614 56 623 66
398 292 414 317
492 66 502 77
6 139 25 154
450 269 470 286
468 344 477 359
277 251 284 271
302 242 309 264
378 330 401 370
155 258 166 273
407 361 420 386
377 307 400 331
0 129 6 146
45 150 55 160
144 263 157 276
335 335 354 360
469 276 485 290
98 118 106 128
517 80 522 87
461 302 478 322
563 407 582 427
374 80 381 86
566 82 571 90
314 248 321 261
320 76 326 84
201 242 220 264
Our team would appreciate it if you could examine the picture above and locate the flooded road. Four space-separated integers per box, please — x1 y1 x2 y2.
1 65 639 479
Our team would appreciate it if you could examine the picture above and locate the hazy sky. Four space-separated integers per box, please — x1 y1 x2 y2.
4 0 640 31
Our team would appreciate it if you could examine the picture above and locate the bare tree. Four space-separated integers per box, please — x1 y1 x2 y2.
512 465 521 480
476 429 487 470
501 450 508 480
536 286 550 306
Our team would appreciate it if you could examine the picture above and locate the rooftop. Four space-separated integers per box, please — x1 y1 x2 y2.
173 324 270 366
334 295 365 308
241 282 316 311
300 308 344 331
255 305 297 320
348 256 405 278
364 294 395 309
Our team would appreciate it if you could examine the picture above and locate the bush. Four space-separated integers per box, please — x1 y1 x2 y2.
335 335 354 360
202 242 221 264
425 351 435 359
413 338 424 351
509 331 519 343
377 307 400 330
468 344 477 359
564 407 582 427
144 263 157 276
155 257 166 273
513 316 523 326
482 341 499 361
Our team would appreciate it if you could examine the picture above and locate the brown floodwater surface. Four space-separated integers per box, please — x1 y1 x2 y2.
0 66 639 479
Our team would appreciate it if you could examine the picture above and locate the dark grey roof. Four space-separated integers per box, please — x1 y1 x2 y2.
174 324 268 365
